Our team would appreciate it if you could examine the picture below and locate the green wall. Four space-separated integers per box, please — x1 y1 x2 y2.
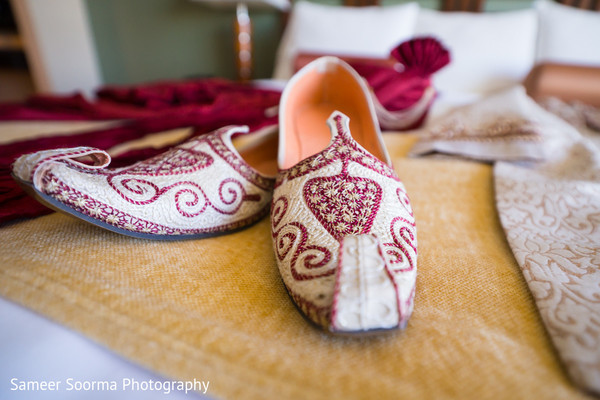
85 0 534 86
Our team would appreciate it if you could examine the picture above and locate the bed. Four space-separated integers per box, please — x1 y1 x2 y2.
1 1 599 399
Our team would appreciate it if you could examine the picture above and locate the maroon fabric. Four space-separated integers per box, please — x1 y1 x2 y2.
351 37 450 113
391 37 451 78
352 63 433 112
0 79 281 121
293 37 450 114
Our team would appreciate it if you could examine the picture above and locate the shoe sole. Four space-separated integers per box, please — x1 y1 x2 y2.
12 174 267 241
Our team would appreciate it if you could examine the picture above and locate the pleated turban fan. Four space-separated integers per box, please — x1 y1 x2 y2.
350 37 451 129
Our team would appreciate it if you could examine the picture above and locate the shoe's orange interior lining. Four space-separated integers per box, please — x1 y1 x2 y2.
236 129 279 177
281 62 385 169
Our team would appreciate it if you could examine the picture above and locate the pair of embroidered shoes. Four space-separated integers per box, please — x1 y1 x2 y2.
12 57 417 335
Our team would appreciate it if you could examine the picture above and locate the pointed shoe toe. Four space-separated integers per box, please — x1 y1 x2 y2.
12 125 278 239
272 57 417 334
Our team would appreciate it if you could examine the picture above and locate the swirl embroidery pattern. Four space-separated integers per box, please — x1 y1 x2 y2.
33 126 274 236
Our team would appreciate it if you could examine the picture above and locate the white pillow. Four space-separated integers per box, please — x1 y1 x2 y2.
272 1 419 80
414 8 537 95
535 0 600 67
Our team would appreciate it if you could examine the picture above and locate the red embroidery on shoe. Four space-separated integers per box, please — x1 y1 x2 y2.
303 173 382 241
214 177 261 213
274 123 397 188
380 240 404 323
333 114 345 133
272 208 334 281
385 189 417 266
38 129 271 218
287 286 331 328
383 216 416 271
115 148 213 177
103 175 257 216
174 186 209 217
108 177 161 204
205 129 274 191
30 148 110 181
382 186 417 270
41 173 268 235
271 196 288 229
396 187 414 217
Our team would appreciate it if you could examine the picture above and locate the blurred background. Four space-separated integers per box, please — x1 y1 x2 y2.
0 0 535 101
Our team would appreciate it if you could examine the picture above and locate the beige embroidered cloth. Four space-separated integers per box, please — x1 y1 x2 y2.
0 120 596 399
411 87 600 394
410 87 569 162
495 115 600 393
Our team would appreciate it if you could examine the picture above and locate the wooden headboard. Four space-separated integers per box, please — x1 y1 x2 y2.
340 0 599 12
342 0 484 11
523 1 600 106
235 0 598 81
343 0 380 5
440 0 484 12
556 0 600 10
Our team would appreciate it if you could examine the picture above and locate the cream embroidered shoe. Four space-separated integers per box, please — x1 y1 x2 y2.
272 56 418 334
12 125 278 239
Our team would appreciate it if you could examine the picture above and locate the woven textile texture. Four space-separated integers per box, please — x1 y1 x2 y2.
0 122 594 399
